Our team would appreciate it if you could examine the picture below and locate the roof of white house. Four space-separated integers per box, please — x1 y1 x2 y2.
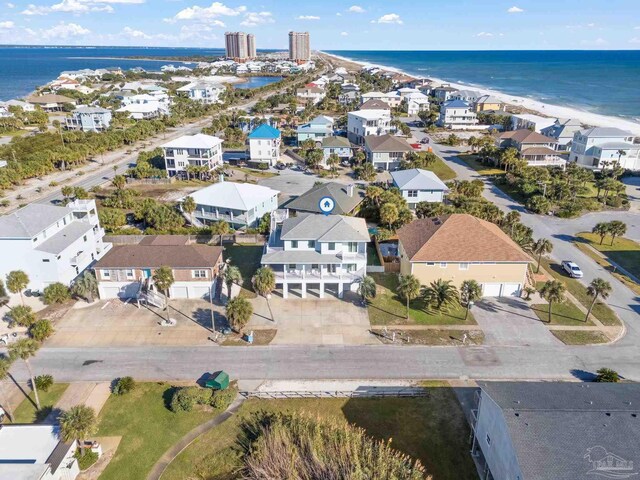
597 142 637 150
360 91 386 98
161 133 222 150
511 113 555 124
391 168 448 191
349 109 390 120
442 99 471 109
186 181 279 211
117 104 163 114
404 92 429 100
74 106 111 114
0 204 71 238
309 115 334 125
280 214 369 242
578 127 634 138
35 221 94 255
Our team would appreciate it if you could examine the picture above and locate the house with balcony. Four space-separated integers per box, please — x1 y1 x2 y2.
321 135 353 163
432 85 458 103
0 200 111 290
161 134 223 178
347 109 392 145
248 124 281 166
364 134 414 171
261 211 369 299
296 115 334 145
391 168 448 207
176 80 225 104
94 236 223 300
26 94 76 112
184 179 279 229
296 85 326 105
65 106 112 132
569 127 640 170
496 129 566 168
359 99 391 112
540 118 582 151
475 95 505 112
437 100 478 128
510 113 556 133
404 92 430 116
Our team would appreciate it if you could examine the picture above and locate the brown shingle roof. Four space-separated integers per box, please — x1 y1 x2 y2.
499 129 557 144
360 99 391 110
364 134 413 153
26 94 76 105
139 235 191 246
397 214 530 263
521 147 559 156
94 244 223 269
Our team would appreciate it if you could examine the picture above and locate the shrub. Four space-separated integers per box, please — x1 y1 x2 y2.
595 368 620 383
35 374 54 392
113 376 136 395
526 195 550 214
29 319 54 341
256 163 269 170
605 196 623 208
211 387 236 410
8 305 37 327
75 450 99 470
170 386 212 412
43 282 71 305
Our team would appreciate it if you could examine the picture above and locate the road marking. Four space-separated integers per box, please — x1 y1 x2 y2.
101 301 111 310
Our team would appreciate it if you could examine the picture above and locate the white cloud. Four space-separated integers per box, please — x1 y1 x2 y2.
0 20 14 28
580 37 607 46
373 13 402 24
507 6 523 13
297 15 319 20
22 4 49 15
40 21 90 39
240 11 273 26
6 2 14 7
630 37 640 44
634 26 640 30
340 31 348 36
21 0 133 15
476 31 494 37
347 5 364 13
121 26 151 39
172 2 246 21
336 12 341 16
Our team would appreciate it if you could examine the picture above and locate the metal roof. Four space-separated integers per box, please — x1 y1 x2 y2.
248 124 281 139
280 214 369 242
185 181 279 211
0 204 72 239
161 133 222 150
391 168 448 191
35 221 94 255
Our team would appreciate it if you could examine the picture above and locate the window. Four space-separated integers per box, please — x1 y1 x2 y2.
291 240 299 248
486 434 491 446
103 270 110 278
193 270 207 278
42 259 50 263
347 242 358 253
440 262 447 268
83 235 87 242
328 242 336 250
426 262 435 266
307 240 315 248
346 264 357 272
407 190 418 198
459 263 469 270
126 269 134 278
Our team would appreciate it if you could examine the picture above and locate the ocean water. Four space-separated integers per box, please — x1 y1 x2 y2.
327 50 640 121
0 45 226 101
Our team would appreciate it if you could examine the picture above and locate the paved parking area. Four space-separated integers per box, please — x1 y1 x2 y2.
472 297 560 347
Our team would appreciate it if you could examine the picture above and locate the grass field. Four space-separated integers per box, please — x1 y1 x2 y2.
551 330 610 345
95 382 223 480
222 244 263 298
539 258 620 326
367 273 475 326
531 301 593 326
12 383 69 423
427 156 458 181
577 232 640 280
162 386 477 480
457 153 505 176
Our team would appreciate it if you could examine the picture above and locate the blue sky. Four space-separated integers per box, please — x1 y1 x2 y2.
0 0 639 49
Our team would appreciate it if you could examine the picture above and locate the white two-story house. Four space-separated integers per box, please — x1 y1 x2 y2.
162 134 223 178
176 80 225 104
261 211 369 299
248 124 282 166
391 168 448 208
0 201 111 290
437 99 478 128
569 127 640 170
347 109 392 145
65 106 112 132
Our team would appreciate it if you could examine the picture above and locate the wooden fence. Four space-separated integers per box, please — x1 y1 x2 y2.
104 233 267 246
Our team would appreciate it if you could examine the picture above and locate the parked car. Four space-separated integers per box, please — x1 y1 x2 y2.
561 260 583 278
420 137 430 144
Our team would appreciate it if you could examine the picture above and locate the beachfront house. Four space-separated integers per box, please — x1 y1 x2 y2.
248 124 282 166
26 94 76 112
391 168 448 208
297 115 335 145
176 80 225 104
496 130 566 168
347 109 392 145
432 85 458 103
65 106 112 132
451 90 482 104
510 114 556 133
437 100 479 128
261 211 369 299
364 134 414 171
541 118 583 151
569 127 640 170
161 134 223 178
475 95 505 112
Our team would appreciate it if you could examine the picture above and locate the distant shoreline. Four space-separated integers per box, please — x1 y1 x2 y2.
68 56 196 63
318 51 640 135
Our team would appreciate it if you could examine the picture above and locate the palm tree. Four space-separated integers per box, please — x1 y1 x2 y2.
6 270 29 306
423 279 459 311
460 280 482 320
500 147 519 172
538 280 566 323
379 203 399 229
585 278 612 323
59 405 98 456
326 153 339 177
531 238 553 273
152 266 175 322
8 338 41 409
223 265 242 300
595 367 620 383
0 357 15 422
397 274 421 319
607 220 627 246
71 271 98 303
357 276 377 305
252 267 275 298
111 174 126 191
181 196 197 225
592 222 610 245
226 296 253 334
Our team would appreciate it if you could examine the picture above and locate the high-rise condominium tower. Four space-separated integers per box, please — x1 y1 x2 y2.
288 31 310 62
225 32 256 60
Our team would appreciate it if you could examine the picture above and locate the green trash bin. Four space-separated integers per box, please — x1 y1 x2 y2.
205 371 229 390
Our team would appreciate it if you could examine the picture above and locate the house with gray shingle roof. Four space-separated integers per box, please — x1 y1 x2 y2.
391 168 448 207
364 134 414 171
321 136 353 163
472 381 640 480
570 127 639 170
285 182 364 215
261 211 369 298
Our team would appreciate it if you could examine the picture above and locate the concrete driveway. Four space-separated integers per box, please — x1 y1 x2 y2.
266 292 379 346
472 297 560 347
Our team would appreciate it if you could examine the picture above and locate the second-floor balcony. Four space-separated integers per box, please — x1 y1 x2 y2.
273 266 364 283
195 209 249 225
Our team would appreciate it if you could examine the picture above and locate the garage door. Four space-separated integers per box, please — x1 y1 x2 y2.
190 286 211 300
101 287 121 299
482 283 502 297
171 286 189 298
501 283 521 297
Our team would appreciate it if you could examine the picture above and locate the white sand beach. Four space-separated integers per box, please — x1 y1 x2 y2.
320 51 640 136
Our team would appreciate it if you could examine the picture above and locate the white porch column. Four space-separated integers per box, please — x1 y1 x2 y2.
301 282 307 299
319 283 325 299
282 283 288 299
338 282 344 298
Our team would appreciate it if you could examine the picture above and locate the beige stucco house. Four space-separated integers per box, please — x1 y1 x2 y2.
397 214 531 297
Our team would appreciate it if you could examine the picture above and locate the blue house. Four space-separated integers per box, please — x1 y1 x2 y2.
296 115 335 145
248 124 282 166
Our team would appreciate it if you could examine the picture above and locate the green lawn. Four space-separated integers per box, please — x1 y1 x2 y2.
367 273 475 326
531 301 594 326
551 330 610 345
12 383 69 423
577 232 640 280
427 156 457 181
162 388 477 480
222 244 263 298
457 153 505 176
539 258 620 326
229 166 277 179
95 382 223 480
